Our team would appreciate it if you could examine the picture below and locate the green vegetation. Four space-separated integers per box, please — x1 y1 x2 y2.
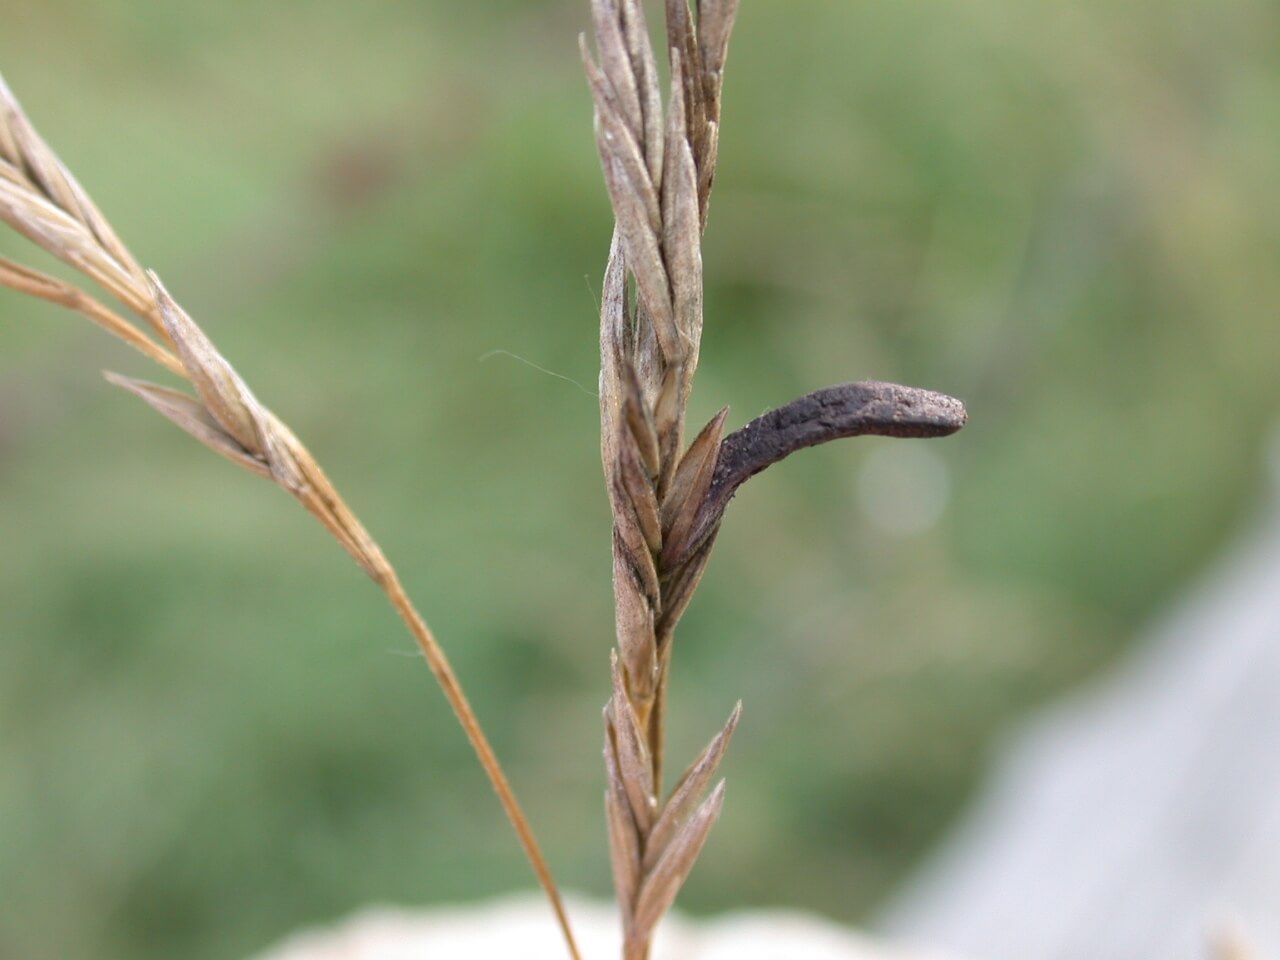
2 1 1278 958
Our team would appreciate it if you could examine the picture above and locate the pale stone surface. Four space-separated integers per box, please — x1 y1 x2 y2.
251 894 962 960
879 444 1280 960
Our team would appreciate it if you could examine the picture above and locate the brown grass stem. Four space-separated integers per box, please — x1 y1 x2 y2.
0 68 582 960
379 570 584 960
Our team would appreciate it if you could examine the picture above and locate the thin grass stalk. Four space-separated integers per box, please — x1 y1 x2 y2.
0 69 581 960
379 571 581 958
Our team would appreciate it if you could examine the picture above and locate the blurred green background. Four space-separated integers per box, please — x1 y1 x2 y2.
2 1 1279 958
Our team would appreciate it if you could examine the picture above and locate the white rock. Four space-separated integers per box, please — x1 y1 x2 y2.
250 894 963 960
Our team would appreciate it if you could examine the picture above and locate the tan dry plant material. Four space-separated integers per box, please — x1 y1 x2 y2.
583 3 966 958
0 70 582 960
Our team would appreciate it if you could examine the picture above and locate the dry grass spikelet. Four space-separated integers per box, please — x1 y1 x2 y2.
583 3 966 958
0 67 582 960
583 4 743 954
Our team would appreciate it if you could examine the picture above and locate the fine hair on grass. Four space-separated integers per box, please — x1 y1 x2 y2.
0 3 966 958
